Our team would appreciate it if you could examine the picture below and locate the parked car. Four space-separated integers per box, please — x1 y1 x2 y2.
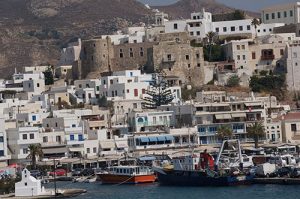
30 170 42 178
72 168 83 176
49 169 66 177
291 168 300 178
82 168 94 176
273 167 293 177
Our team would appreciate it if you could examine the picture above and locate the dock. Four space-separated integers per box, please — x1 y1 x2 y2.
254 178 300 185
0 189 87 199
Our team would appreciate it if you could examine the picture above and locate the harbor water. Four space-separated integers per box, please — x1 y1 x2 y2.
46 182 300 199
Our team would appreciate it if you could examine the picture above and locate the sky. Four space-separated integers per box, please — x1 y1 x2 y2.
138 0 299 12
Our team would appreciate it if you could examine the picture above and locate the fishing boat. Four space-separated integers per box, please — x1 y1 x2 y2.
97 165 156 184
155 139 254 186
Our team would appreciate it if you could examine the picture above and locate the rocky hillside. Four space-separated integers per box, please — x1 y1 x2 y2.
0 0 258 78
0 0 151 78
154 0 259 19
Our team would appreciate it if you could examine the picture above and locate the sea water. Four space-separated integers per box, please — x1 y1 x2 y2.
46 181 300 199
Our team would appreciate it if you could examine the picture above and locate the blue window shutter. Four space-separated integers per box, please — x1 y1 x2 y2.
78 134 83 141
32 115 36 121
70 134 74 141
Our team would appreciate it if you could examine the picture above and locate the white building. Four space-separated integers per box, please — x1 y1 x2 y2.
58 38 81 66
262 2 300 25
15 169 45 197
7 126 42 162
0 118 10 167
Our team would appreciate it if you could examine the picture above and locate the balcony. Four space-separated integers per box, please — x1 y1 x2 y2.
261 54 275 60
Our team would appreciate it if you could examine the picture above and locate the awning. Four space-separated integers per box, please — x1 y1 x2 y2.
149 137 158 142
100 141 115 149
244 102 262 107
42 147 67 154
115 140 128 148
139 156 156 161
231 113 247 118
215 114 232 120
68 147 83 152
139 137 149 143
165 135 174 141
157 136 166 141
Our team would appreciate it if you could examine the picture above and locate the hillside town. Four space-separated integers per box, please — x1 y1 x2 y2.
3 1 300 197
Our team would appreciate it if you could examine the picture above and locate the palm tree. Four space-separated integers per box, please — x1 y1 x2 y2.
27 144 43 170
251 18 261 38
247 122 265 148
216 125 233 141
206 31 218 62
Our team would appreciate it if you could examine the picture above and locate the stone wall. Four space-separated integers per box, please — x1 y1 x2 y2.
152 32 205 86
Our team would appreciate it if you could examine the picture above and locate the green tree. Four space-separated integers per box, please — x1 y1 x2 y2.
98 96 108 107
233 10 245 20
251 18 261 37
43 67 54 85
143 70 174 109
247 122 265 148
217 125 233 140
27 144 43 170
226 75 240 87
206 31 218 61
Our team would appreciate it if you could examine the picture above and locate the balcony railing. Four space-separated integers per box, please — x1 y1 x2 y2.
261 54 275 60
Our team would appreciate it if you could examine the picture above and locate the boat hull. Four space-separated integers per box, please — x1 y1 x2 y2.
156 170 254 186
97 173 156 184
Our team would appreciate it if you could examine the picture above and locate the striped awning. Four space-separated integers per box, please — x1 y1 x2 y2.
100 141 115 149
231 113 247 118
215 114 232 119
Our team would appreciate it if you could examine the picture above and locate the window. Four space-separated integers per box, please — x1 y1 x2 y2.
134 89 138 97
196 31 200 36
266 13 269 20
247 25 251 30
280 49 284 56
272 13 275 19
153 117 156 124
70 134 74 141
79 134 83 141
242 55 246 60
237 55 240 60
216 27 219 32
291 124 297 131
174 23 178 30
0 150 4 157
290 10 293 17
277 12 281 18
190 32 194 36
23 148 28 154
0 136 3 142
197 63 201 67
231 26 235 31
239 26 243 31
223 27 227 32
126 89 129 93
284 11 287 18
140 51 144 57
133 103 137 109
37 83 40 87
22 134 27 140
237 45 240 50
93 147 96 153
56 136 61 143
252 52 256 59
167 54 172 61
87 148 90 154
190 24 194 27
196 53 200 59
142 89 146 94
242 45 245 50
43 136 48 143
186 55 190 60
263 29 266 32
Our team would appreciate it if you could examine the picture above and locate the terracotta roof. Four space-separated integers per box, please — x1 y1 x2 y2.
281 112 300 121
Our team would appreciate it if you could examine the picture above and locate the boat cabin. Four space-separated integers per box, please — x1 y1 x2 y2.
108 166 153 176
172 153 214 171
